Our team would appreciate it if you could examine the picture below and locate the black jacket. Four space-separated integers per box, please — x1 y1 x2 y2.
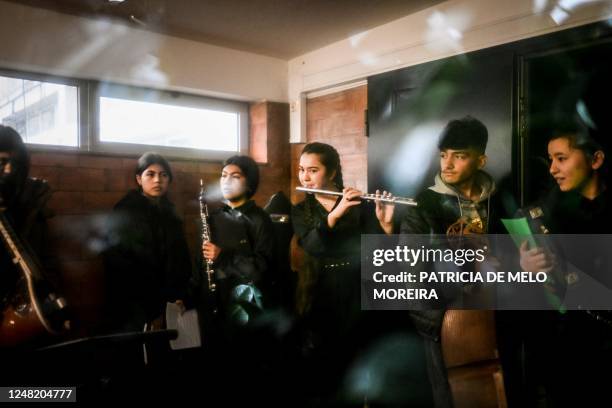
292 195 436 406
292 194 385 258
524 188 612 234
1 178 53 303
518 188 612 292
211 200 275 288
291 195 385 341
511 188 612 406
103 190 192 332
193 199 276 329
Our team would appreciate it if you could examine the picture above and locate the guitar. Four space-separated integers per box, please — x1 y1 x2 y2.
0 208 69 347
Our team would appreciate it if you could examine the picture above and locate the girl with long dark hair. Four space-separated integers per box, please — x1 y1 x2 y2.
103 152 192 332
291 142 395 402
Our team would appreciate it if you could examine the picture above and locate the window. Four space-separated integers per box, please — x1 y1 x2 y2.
99 97 239 152
0 69 248 160
0 75 79 147
94 83 247 159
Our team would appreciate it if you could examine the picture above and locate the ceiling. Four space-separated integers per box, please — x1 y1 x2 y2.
5 0 445 59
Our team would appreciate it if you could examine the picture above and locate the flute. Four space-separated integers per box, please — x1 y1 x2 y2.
296 186 417 206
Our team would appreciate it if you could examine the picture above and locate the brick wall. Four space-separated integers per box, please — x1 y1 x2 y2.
250 101 291 206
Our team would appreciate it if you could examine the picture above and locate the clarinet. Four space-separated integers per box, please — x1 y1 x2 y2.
199 180 217 314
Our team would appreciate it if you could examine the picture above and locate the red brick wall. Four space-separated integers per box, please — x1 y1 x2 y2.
250 101 291 206
250 102 268 164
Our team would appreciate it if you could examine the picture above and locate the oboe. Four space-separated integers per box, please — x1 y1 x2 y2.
199 180 217 302
296 186 417 206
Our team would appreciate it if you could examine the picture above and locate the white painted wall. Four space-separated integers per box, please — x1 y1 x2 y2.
0 0 288 102
289 0 612 142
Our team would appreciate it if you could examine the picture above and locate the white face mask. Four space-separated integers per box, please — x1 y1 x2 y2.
220 176 248 201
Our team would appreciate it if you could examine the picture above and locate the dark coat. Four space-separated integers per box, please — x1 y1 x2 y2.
103 190 192 332
513 187 612 406
1 178 53 302
524 187 612 234
210 200 275 290
292 194 434 405
193 199 276 335
292 195 386 340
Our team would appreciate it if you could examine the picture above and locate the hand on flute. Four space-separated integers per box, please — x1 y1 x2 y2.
375 189 395 234
327 187 362 228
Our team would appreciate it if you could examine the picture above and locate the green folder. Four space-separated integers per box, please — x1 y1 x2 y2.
501 217 566 313
501 217 537 249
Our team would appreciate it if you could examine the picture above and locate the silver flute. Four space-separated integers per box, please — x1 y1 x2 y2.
296 186 417 206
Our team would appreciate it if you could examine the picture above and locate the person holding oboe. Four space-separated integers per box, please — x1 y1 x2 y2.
196 155 275 327
291 142 399 404
191 154 277 404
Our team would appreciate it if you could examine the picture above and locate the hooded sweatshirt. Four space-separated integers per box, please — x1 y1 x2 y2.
402 170 498 235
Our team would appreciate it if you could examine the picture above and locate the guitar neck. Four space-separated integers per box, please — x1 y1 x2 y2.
0 210 41 280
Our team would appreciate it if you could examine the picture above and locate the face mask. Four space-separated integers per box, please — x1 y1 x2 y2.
221 177 248 201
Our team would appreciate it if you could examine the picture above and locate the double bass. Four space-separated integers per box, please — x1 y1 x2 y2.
441 216 507 407
0 199 69 347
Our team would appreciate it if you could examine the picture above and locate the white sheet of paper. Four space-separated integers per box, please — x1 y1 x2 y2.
165 302 202 350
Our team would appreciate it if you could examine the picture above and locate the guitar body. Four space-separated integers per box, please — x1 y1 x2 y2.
0 298 47 347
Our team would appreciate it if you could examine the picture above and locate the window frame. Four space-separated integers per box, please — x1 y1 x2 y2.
91 81 248 161
0 67 249 161
0 67 89 152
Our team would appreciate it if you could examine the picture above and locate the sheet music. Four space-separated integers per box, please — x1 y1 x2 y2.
165 302 202 350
